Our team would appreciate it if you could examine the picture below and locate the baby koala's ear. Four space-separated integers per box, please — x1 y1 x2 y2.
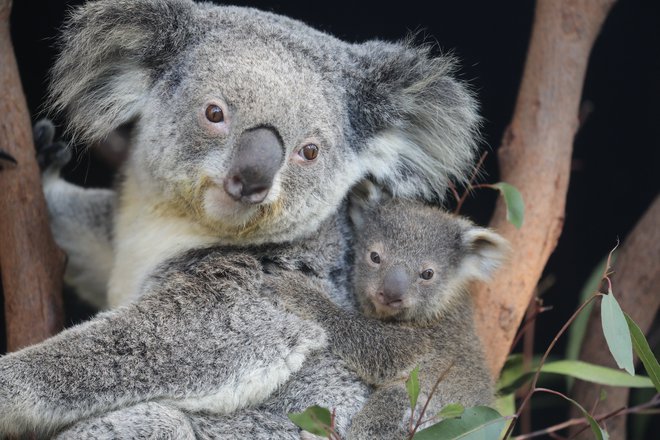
348 180 391 230
458 227 510 282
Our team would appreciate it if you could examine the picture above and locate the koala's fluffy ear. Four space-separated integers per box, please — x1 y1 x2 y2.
49 0 197 143
458 227 509 282
348 180 391 230
350 41 481 202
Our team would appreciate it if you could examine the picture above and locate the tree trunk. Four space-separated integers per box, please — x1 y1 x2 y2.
472 0 617 377
0 0 65 351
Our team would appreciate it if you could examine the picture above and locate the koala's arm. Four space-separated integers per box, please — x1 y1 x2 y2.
268 273 493 440
45 179 116 309
265 272 432 385
35 120 116 309
0 253 326 437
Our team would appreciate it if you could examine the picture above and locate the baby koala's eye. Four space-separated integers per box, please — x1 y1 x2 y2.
298 144 319 161
205 104 225 123
370 251 381 264
420 269 434 280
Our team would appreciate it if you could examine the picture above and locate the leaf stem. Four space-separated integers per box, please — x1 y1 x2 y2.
407 360 455 439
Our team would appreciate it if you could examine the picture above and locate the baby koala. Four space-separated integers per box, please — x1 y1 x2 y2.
270 196 509 439
350 197 507 325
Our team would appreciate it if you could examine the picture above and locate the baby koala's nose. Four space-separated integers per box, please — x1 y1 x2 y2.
377 265 409 307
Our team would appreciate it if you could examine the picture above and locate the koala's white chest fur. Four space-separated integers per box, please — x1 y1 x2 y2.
108 178 220 307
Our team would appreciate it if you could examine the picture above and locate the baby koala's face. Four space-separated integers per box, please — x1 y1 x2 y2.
352 201 466 323
355 237 452 321
351 198 508 324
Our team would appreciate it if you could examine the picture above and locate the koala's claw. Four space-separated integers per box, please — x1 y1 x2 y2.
33 119 56 150
0 149 18 169
36 141 72 171
33 120 71 172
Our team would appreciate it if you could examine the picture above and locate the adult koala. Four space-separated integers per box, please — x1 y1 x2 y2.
0 0 480 437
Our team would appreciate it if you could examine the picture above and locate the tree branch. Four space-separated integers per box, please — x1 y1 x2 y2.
569 195 660 440
472 0 617 377
0 0 65 351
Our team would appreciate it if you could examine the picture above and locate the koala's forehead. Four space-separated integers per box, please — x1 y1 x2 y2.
167 6 352 139
358 201 466 263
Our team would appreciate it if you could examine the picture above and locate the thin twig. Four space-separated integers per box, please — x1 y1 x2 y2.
515 418 582 439
454 151 488 213
513 393 660 439
510 299 553 350
448 181 461 206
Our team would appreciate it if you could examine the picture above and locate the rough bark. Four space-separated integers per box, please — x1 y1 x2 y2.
472 0 617 377
0 0 65 351
569 196 660 440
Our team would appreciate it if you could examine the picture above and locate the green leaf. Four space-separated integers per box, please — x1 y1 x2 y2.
626 314 660 392
413 406 507 440
491 182 524 229
494 393 516 417
288 406 333 437
496 354 542 395
497 358 653 395
496 354 524 391
406 366 421 410
438 403 465 419
497 372 534 395
601 292 635 375
541 360 652 388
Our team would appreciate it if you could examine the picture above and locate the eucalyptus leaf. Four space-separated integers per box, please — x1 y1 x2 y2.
494 393 516 417
438 403 465 419
413 406 506 440
541 360 652 388
406 366 421 410
601 292 635 375
288 405 333 437
626 314 660 392
497 359 653 395
496 354 524 391
491 182 524 229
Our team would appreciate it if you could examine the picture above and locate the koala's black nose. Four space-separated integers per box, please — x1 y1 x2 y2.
377 265 409 307
224 127 284 204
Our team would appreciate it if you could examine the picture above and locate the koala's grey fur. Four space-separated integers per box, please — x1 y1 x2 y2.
272 198 509 439
0 0 482 437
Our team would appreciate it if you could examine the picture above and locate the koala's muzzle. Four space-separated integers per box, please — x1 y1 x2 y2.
224 127 284 204
377 265 410 308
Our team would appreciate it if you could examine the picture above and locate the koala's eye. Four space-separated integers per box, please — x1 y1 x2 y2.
370 251 381 264
205 104 224 123
421 269 434 280
299 144 319 161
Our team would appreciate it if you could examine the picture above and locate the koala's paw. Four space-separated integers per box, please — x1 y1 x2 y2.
34 119 72 172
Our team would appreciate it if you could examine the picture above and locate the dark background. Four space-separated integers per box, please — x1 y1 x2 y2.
4 0 659 435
